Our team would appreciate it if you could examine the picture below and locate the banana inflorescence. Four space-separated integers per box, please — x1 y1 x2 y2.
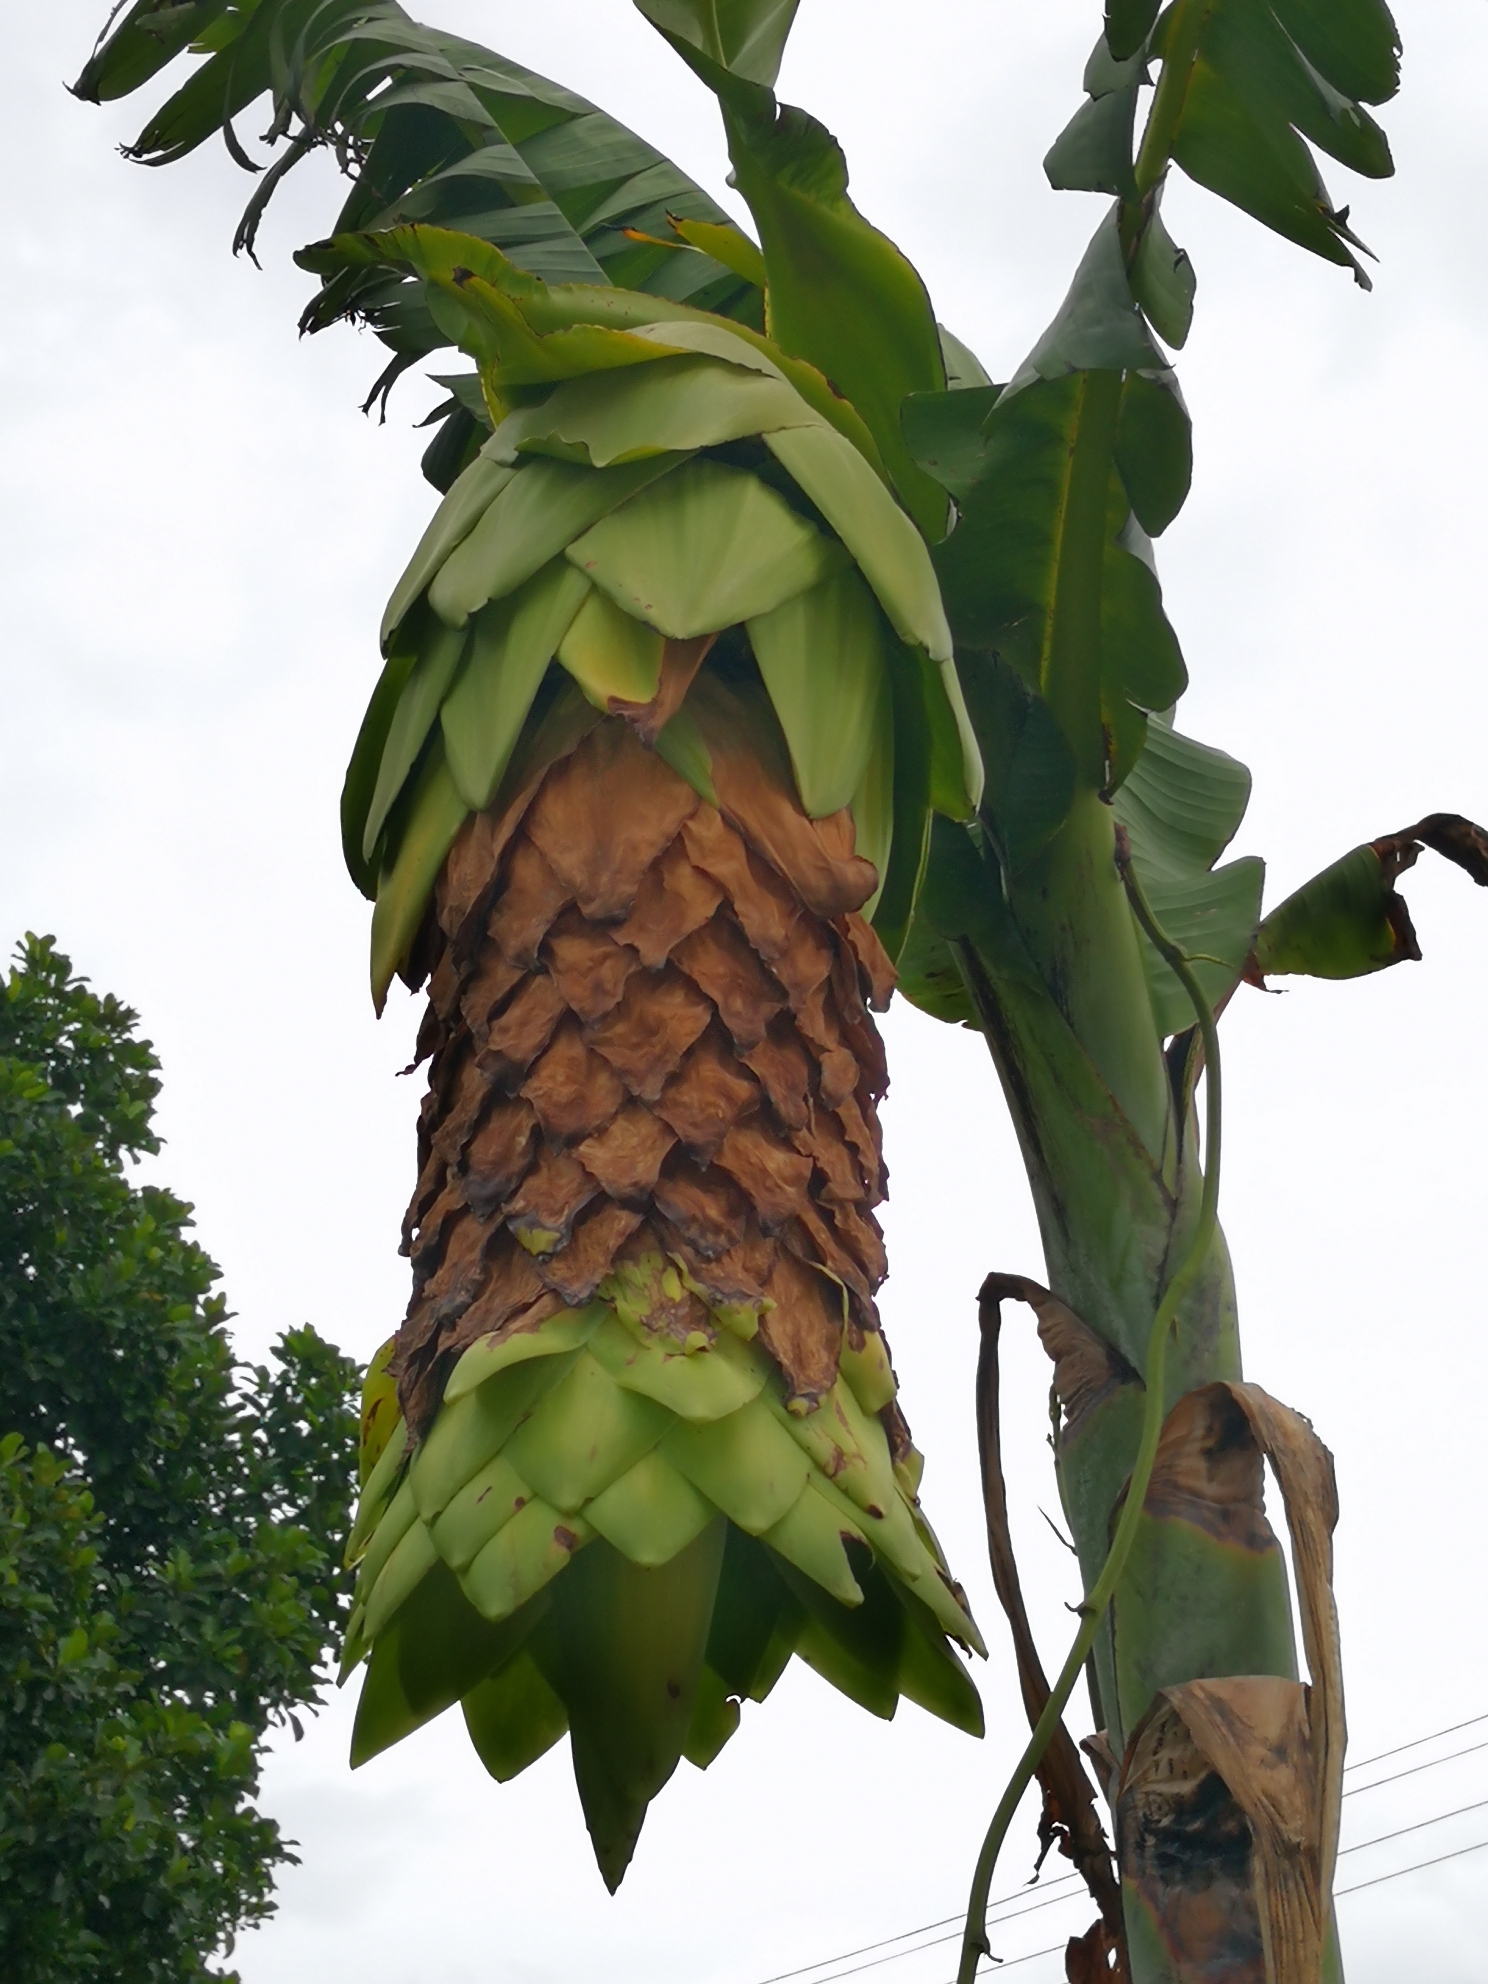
338 227 986 1886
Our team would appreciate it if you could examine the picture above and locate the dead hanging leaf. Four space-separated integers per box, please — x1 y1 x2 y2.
976 1277 1128 1981
1381 811 1488 885
1116 1383 1343 1984
985 1272 1141 1441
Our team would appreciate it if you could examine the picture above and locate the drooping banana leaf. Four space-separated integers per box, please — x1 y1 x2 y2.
301 223 890 477
75 0 764 466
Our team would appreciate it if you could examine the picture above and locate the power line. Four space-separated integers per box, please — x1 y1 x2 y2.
1342 1711 1488 1776
938 1839 1488 1984
747 1877 1082 1984
811 1804 1488 1984
766 1884 1088 1984
1343 1738 1488 1798
1337 1837 1488 1897
931 1845 1488 1984
803 1934 960 1984
1339 1798 1488 1859
935 1944 1066 1983
740 1710 1486 1984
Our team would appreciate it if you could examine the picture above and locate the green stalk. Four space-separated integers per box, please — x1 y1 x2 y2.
1132 0 1216 199
955 829 1223 1984
1008 792 1175 1166
1040 370 1122 785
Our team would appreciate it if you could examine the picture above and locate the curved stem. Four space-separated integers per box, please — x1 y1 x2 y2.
955 827 1223 1984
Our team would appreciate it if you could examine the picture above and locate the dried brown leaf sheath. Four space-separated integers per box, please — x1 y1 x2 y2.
391 715 897 1437
1117 1385 1344 1984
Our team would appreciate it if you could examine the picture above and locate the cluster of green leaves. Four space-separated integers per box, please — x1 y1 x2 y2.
0 936 359 1982
0 1438 275 1982
74 0 762 487
74 0 1423 1040
896 0 1400 1047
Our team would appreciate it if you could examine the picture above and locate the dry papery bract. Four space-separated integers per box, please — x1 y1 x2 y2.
393 695 903 1465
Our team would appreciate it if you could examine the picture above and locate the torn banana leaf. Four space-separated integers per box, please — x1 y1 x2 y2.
1253 813 1488 980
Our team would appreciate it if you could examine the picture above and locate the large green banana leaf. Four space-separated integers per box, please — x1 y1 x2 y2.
75 0 762 468
904 212 1191 808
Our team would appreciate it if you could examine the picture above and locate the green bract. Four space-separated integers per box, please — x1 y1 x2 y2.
338 249 981 1007
344 1301 983 1888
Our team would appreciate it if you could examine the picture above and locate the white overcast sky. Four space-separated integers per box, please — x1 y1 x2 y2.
3 5 1486 1981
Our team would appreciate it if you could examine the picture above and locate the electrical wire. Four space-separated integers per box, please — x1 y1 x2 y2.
747 1877 1083 1984
807 1804 1488 1984
937 1944 1066 1983
741 1709 1486 1984
793 1880 1111 1984
1338 1799 1488 1858
1343 1738 1488 1798
1342 1711 1488 1776
1337 1837 1488 1897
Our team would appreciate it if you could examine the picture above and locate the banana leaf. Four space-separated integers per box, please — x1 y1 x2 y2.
1112 718 1265 1038
1254 814 1488 979
633 0 949 538
75 0 763 452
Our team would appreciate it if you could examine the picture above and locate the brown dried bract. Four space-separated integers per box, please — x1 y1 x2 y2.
392 714 898 1433
608 632 716 741
986 1272 1141 1443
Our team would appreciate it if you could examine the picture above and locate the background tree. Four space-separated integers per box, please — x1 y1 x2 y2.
0 935 360 1982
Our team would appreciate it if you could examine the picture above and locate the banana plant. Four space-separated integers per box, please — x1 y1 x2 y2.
74 0 1486 1977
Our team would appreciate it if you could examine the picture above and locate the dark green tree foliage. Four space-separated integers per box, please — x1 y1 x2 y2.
0 936 360 1982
